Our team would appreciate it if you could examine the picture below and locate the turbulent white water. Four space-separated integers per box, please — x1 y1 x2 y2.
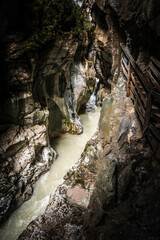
0 97 100 240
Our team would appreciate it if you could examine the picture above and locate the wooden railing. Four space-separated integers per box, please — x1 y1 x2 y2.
119 43 160 155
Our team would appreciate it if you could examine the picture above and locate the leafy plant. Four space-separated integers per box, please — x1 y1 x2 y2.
21 0 93 52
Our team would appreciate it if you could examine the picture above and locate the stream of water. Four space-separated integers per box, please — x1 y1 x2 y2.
0 97 100 240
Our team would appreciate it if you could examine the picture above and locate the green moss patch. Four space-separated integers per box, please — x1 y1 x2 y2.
21 0 93 52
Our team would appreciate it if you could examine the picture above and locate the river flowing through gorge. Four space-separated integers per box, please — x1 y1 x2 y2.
0 1 159 239
0 95 100 240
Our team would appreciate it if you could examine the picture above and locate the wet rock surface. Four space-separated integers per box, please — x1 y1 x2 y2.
94 0 160 64
18 74 158 240
1 0 160 237
0 34 57 223
82 75 158 240
36 36 96 137
0 123 56 224
0 15 95 222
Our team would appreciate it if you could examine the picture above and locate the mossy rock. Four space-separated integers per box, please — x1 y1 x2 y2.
21 0 93 52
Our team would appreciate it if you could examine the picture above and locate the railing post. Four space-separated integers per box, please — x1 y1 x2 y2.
111 84 114 93
143 92 152 129
118 45 122 78
126 62 132 97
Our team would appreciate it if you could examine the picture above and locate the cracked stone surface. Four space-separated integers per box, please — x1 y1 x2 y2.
18 74 156 240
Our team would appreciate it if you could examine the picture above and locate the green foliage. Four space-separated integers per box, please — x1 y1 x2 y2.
21 0 93 52
88 60 93 68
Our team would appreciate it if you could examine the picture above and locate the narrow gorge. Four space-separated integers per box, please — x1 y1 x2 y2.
0 0 160 239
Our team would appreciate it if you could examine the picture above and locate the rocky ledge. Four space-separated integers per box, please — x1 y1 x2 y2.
0 122 56 224
0 22 96 223
18 73 158 240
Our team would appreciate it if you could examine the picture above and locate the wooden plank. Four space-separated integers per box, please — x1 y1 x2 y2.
131 73 147 96
130 81 145 114
149 62 160 83
151 56 160 70
120 43 149 93
118 46 122 78
147 72 155 88
147 132 160 147
153 123 160 129
130 87 145 126
149 124 160 142
122 57 129 73
152 105 160 113
130 87 135 102
127 63 131 97
121 62 128 79
147 70 160 90
131 73 147 106
135 103 145 126
120 43 160 146
122 59 129 75
111 84 114 93
144 93 152 129
151 111 160 121
151 91 160 104
132 73 147 106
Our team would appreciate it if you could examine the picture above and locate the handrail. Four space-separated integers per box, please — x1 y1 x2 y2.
120 43 149 92
119 43 160 153
150 56 160 70
149 62 160 83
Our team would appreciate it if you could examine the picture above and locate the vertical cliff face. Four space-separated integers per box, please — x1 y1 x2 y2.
0 0 96 223
90 0 160 101
18 73 156 240
0 34 57 224
17 0 160 239
94 0 160 69
34 35 96 137
0 0 160 235
92 2 122 80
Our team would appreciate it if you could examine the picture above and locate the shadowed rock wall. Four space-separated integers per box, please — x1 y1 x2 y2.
0 0 96 223
18 74 157 240
17 1 160 239
94 0 160 70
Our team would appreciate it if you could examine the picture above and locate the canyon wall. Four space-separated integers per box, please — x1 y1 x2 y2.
94 0 160 69
18 0 160 239
19 73 158 240
0 0 96 223
0 0 160 236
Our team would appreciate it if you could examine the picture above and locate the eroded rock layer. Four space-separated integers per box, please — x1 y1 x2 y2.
94 0 160 70
1 0 160 235
0 0 96 223
18 74 159 240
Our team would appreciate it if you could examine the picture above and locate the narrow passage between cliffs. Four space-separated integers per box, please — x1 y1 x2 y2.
0 95 100 240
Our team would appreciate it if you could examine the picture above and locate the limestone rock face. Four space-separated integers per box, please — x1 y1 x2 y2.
18 74 155 240
91 0 160 106
82 75 158 240
70 61 96 113
94 0 160 67
1 0 159 236
0 28 96 222
18 133 99 240
0 34 57 223
92 2 121 91
30 34 96 137
0 109 57 224
0 123 57 223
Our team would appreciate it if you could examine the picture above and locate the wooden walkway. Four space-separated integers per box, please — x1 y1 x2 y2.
119 43 160 156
